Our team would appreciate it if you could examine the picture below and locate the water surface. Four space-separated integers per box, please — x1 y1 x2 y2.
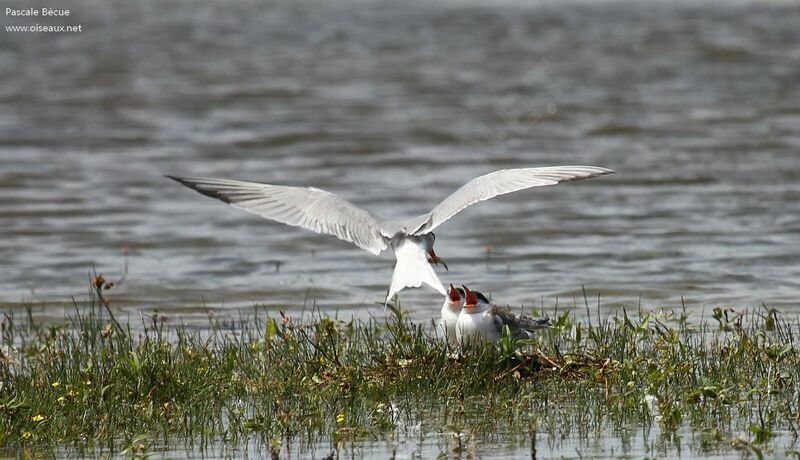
1 0 799 324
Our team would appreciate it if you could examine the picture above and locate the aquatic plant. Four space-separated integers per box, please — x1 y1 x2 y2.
1 290 798 458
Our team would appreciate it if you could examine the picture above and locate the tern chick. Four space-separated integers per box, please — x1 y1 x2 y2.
439 284 465 343
455 285 550 345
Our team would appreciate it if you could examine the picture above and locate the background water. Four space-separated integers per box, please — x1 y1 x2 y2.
2 0 799 324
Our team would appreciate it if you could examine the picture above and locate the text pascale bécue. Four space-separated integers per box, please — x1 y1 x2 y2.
6 8 71 17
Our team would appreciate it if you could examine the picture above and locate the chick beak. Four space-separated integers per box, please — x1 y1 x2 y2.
462 285 478 306
447 283 461 302
428 248 448 272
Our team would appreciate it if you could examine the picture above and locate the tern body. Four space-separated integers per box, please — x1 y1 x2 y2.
167 166 613 303
439 285 465 343
456 286 550 345
388 234 446 302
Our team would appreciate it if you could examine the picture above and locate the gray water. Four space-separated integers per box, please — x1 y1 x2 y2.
2 0 800 324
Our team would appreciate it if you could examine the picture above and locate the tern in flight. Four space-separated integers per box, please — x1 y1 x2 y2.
167 166 613 304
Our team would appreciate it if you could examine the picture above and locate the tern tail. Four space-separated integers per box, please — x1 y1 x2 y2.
385 238 447 306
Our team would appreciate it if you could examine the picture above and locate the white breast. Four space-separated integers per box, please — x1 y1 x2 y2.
439 303 460 343
456 307 500 345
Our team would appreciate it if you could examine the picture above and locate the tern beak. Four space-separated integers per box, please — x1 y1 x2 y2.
428 248 448 272
462 284 477 306
447 283 461 302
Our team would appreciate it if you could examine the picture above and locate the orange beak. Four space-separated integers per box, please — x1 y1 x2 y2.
428 248 448 271
447 283 461 302
462 285 478 306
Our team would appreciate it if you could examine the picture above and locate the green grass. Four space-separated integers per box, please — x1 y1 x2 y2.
1 288 799 458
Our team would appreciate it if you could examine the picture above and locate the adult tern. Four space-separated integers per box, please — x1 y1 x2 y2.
455 285 550 345
166 166 613 303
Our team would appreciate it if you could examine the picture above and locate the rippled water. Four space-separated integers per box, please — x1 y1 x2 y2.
54 425 800 459
2 0 799 323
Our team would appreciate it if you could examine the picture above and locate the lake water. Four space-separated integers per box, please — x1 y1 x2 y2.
2 0 799 325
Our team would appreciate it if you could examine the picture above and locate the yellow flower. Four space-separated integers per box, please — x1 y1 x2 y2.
31 415 45 422
22 431 32 439
336 412 345 424
57 396 66 403
51 382 60 388
84 380 92 386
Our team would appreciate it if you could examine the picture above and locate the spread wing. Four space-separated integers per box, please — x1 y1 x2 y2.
411 166 613 234
167 176 388 255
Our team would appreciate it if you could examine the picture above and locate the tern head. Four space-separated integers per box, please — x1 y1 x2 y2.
462 285 478 307
425 233 448 271
446 283 464 304
462 285 490 310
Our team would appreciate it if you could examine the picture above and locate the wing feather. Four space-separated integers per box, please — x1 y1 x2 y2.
413 166 613 234
167 176 387 255
490 304 551 340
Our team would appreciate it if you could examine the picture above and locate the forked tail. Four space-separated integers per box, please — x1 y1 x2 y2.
385 238 447 306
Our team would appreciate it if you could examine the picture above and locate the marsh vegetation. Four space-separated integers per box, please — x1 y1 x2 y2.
1 286 798 458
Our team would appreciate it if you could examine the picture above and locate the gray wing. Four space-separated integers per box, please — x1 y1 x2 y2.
167 176 388 255
411 166 614 234
491 304 551 340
